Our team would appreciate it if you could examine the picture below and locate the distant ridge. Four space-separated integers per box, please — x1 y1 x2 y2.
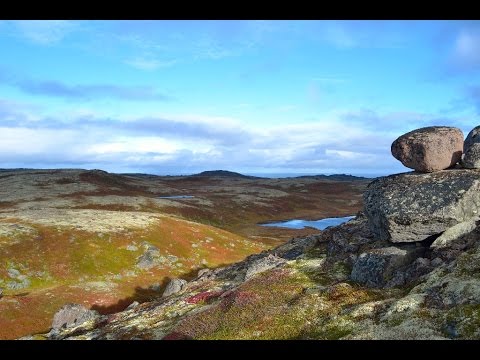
0 168 372 181
191 170 258 179
296 174 370 181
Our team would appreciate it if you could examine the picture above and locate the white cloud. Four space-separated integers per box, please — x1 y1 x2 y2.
13 20 77 45
0 127 78 155
325 149 367 160
0 101 462 175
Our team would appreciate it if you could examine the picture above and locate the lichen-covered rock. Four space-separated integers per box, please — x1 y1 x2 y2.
244 254 286 280
51 304 100 331
272 234 319 260
393 257 433 287
430 218 480 250
325 214 379 259
391 126 463 172
162 278 187 298
136 244 165 269
462 126 480 169
364 169 480 242
351 246 425 288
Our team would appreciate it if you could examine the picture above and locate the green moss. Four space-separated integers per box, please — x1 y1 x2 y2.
69 234 138 277
444 304 480 339
308 323 353 340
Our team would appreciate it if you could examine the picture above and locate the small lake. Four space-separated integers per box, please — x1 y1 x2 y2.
259 216 355 230
158 195 195 199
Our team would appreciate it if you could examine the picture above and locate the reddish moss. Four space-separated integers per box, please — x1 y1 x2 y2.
186 291 224 305
220 290 260 310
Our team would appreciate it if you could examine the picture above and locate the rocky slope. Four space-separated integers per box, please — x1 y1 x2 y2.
34 166 480 340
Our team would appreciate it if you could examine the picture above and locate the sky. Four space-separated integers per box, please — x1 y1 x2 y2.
0 20 479 177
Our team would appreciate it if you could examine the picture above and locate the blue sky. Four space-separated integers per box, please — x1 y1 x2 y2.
0 20 479 176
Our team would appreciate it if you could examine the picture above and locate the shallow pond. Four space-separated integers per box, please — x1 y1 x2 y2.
158 195 195 199
259 216 355 230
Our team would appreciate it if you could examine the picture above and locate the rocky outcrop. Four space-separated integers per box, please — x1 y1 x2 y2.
324 213 379 259
244 254 286 280
350 245 425 288
462 126 480 169
51 304 101 333
391 126 463 172
162 278 188 298
364 169 480 243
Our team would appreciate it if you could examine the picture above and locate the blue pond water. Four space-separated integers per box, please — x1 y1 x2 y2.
158 195 195 199
260 216 355 230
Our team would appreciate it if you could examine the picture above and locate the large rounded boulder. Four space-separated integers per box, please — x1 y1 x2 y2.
391 126 463 172
462 125 480 169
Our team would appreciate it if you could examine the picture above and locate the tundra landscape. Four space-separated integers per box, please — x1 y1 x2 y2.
1 20 480 341
0 169 367 339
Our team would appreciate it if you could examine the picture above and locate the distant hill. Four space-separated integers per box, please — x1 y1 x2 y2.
191 170 258 179
296 174 371 181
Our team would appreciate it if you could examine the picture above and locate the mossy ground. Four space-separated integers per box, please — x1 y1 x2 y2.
0 216 269 339
167 259 388 340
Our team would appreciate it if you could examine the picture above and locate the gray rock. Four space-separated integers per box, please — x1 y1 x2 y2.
126 301 140 310
431 257 444 267
244 254 286 280
325 214 378 259
7 268 21 279
273 234 319 260
462 144 480 169
351 246 425 288
136 251 157 269
6 278 30 290
126 244 138 251
364 170 480 242
136 246 165 269
51 304 100 331
462 126 480 169
391 126 463 172
400 257 433 286
430 218 480 250
162 278 187 298
142 242 159 253
197 268 211 278
149 283 162 292
431 219 480 261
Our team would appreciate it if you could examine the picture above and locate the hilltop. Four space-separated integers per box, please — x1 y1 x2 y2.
191 170 257 178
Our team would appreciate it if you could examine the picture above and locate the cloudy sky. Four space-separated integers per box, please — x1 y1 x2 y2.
0 20 479 176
